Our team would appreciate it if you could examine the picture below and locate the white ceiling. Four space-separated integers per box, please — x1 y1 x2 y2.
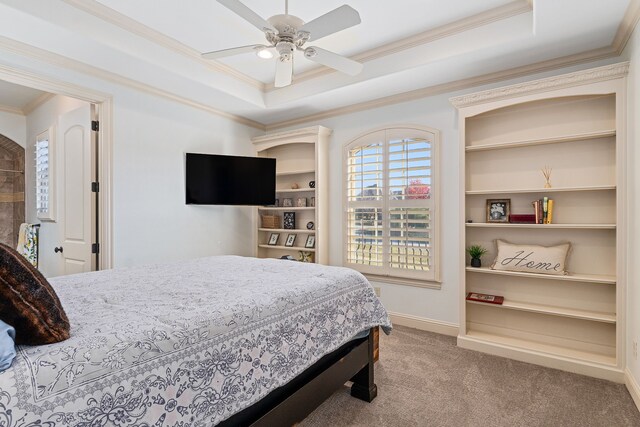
95 0 516 83
0 79 47 112
0 0 633 126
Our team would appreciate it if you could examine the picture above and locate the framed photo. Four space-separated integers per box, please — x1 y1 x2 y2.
486 199 511 223
285 234 296 247
305 235 316 249
268 233 280 245
282 198 293 207
296 197 307 207
283 212 296 229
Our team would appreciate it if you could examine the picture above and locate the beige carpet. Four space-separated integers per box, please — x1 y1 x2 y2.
300 325 640 427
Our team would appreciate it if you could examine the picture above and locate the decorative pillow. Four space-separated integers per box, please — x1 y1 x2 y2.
491 239 570 276
0 243 70 345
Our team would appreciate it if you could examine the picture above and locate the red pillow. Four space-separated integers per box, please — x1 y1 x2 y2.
0 243 70 345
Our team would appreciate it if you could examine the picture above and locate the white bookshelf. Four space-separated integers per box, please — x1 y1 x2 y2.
451 63 628 382
252 126 331 264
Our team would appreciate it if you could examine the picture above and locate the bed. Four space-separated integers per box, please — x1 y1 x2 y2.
0 255 392 426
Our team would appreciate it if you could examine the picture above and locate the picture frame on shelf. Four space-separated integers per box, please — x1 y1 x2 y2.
305 235 316 249
284 212 296 229
282 198 293 207
268 233 280 246
285 234 296 247
486 199 511 223
296 197 307 207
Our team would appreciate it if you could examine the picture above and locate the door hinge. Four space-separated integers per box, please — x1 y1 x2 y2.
91 120 99 131
91 243 100 254
91 182 99 192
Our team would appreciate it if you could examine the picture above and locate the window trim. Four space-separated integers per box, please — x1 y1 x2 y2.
35 127 55 222
343 124 441 284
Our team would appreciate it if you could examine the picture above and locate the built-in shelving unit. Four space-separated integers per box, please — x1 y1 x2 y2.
465 267 616 284
466 223 616 229
451 62 628 382
252 126 331 264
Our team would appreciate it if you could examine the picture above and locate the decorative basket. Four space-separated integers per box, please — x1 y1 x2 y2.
261 215 280 229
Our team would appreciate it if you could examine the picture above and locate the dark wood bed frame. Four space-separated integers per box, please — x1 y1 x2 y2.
219 327 378 426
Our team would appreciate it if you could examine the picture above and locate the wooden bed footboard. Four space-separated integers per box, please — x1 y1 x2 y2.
219 327 378 426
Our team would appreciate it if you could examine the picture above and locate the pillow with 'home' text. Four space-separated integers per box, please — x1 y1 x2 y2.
491 239 570 276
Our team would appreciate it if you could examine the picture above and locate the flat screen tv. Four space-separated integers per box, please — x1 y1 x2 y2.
185 153 276 206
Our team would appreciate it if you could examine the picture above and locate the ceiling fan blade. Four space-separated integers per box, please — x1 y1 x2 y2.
275 58 293 88
304 47 363 76
298 5 361 42
202 44 264 59
217 0 277 33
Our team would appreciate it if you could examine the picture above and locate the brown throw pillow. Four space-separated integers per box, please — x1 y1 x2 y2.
0 243 70 345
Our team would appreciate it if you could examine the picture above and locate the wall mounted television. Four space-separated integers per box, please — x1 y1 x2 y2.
185 153 276 206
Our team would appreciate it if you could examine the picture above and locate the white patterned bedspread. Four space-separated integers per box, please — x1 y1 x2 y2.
0 256 391 426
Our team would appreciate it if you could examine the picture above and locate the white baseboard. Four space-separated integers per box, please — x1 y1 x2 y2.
625 368 640 412
388 312 459 336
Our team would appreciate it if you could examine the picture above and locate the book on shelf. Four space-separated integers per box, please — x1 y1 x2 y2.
509 214 536 224
531 197 554 224
466 292 504 305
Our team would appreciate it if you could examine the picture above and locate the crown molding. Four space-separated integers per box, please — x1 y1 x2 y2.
265 45 619 131
450 61 629 108
613 0 640 54
0 35 266 130
0 103 24 116
251 125 332 143
60 0 264 90
265 0 532 91
21 92 55 115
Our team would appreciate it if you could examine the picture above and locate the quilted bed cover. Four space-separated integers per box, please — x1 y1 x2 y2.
0 255 391 426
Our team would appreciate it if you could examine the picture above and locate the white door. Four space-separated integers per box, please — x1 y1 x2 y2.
55 105 95 275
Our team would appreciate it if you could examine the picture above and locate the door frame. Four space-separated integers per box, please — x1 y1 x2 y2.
0 63 113 270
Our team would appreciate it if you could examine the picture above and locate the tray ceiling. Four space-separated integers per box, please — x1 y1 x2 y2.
0 0 633 127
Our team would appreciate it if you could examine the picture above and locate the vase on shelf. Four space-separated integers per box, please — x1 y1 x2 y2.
470 258 482 268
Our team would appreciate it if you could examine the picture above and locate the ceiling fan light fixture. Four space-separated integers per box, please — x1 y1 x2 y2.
256 47 274 59
210 0 363 86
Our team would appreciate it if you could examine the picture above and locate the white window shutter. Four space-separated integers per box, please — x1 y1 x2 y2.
344 127 438 281
35 129 55 221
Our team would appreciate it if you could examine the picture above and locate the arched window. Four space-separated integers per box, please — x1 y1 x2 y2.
344 126 439 282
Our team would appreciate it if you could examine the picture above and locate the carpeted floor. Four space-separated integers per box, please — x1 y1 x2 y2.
300 325 640 427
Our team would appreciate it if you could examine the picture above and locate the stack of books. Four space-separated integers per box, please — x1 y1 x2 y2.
532 197 554 224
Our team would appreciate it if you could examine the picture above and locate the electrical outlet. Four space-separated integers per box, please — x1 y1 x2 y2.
634 341 638 360
374 287 381 297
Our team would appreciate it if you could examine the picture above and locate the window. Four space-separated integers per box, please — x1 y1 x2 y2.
344 126 439 282
35 128 55 221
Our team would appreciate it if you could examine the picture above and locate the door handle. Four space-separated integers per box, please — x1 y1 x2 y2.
54 246 63 253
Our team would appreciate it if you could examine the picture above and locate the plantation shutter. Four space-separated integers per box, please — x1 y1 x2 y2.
346 131 385 272
36 130 54 220
387 128 434 276
345 127 437 281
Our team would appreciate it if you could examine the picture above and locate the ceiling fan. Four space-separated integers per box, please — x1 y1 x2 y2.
202 0 364 87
